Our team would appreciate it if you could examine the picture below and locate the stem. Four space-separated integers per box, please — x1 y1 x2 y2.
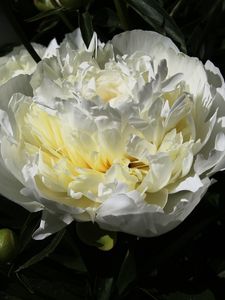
169 0 184 17
114 0 129 30
1 0 41 63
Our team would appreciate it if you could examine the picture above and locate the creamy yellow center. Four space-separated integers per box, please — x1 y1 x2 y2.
95 71 130 102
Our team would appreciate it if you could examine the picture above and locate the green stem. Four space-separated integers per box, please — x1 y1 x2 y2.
169 0 184 17
1 0 41 63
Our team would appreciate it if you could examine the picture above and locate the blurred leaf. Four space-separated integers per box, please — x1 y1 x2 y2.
206 193 220 208
1 0 41 63
15 272 35 295
26 8 64 22
18 212 41 253
162 290 215 300
50 253 87 273
218 270 225 278
94 277 114 300
116 250 136 296
79 11 94 49
94 7 119 29
0 198 27 229
10 264 89 300
127 0 186 52
34 0 56 11
49 232 87 273
76 222 117 251
0 43 18 56
16 229 65 272
114 0 129 30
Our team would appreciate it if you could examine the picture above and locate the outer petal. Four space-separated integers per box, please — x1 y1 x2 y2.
0 75 32 111
96 178 211 237
111 30 179 58
0 44 45 85
33 210 73 240
111 30 207 98
60 28 97 55
0 157 42 212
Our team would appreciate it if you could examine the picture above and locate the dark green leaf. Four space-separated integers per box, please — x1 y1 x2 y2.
18 212 41 253
114 0 129 30
26 8 64 22
1 1 41 63
50 253 87 273
94 277 114 300
116 250 136 296
76 222 117 251
93 7 119 29
162 290 215 300
127 0 186 52
78 11 94 49
16 229 65 272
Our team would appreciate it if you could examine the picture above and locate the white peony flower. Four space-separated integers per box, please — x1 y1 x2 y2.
0 29 225 239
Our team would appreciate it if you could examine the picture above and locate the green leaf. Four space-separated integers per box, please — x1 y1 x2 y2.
116 250 136 296
78 11 94 49
76 222 117 251
162 290 215 300
114 0 129 30
50 253 87 273
18 212 41 253
126 0 186 52
49 232 87 273
16 229 65 272
26 8 64 22
94 277 114 300
94 7 119 29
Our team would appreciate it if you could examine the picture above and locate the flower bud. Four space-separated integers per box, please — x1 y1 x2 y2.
0 229 17 263
76 222 117 251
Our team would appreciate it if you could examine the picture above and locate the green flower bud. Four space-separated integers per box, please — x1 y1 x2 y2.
76 222 117 251
0 229 17 263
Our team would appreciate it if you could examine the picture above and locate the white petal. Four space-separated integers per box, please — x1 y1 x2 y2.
43 38 59 58
0 75 32 111
138 154 173 193
111 30 179 58
61 28 97 53
169 174 203 193
97 178 211 237
166 50 207 98
33 210 73 240
205 60 224 88
0 156 42 212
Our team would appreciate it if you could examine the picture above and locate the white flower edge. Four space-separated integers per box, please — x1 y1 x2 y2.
0 39 59 86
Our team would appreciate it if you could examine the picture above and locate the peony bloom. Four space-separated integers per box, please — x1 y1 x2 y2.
0 29 225 239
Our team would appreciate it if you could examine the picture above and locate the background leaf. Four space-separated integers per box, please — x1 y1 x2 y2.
127 0 186 52
16 229 65 272
116 250 136 297
78 11 94 48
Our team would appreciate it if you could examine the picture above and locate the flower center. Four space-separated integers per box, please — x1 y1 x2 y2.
95 71 130 102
